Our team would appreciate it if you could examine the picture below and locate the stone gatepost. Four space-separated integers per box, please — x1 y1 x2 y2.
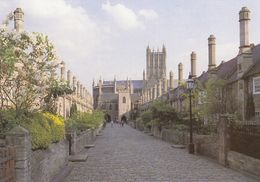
70 130 77 155
5 126 31 182
218 116 230 167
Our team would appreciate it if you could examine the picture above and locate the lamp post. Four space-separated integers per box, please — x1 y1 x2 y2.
187 75 194 154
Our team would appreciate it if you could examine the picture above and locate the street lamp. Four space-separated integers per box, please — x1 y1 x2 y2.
187 75 194 154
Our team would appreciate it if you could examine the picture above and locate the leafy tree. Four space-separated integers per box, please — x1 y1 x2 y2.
0 13 59 117
150 101 179 128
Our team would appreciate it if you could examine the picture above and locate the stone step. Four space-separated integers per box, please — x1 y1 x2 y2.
84 144 95 148
68 154 88 162
171 144 185 149
96 133 102 136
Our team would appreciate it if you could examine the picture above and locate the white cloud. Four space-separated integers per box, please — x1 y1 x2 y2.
101 1 144 30
139 9 158 20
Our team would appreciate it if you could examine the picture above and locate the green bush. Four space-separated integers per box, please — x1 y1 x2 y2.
43 112 65 143
0 109 19 134
22 117 52 150
65 110 104 132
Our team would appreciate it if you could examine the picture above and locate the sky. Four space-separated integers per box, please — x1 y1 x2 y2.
0 0 260 92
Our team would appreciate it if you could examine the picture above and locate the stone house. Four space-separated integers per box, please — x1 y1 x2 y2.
170 7 260 121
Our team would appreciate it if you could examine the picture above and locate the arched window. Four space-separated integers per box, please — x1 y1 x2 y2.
122 97 126 103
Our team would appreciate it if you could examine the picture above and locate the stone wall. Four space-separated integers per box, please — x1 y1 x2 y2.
71 129 93 155
4 125 103 182
161 129 186 145
228 151 260 177
31 140 69 182
193 134 218 160
151 125 162 139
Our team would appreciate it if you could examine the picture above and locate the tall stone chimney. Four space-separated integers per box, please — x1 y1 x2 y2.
169 71 174 89
67 70 71 87
178 63 183 86
92 79 95 87
208 35 216 70
14 8 24 32
191 52 196 78
77 81 80 97
60 61 66 82
143 70 146 80
73 76 76 95
239 7 251 53
98 79 102 95
146 46 151 80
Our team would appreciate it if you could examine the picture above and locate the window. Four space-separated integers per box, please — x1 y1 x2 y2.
255 111 260 118
122 97 126 103
253 77 260 94
109 104 112 110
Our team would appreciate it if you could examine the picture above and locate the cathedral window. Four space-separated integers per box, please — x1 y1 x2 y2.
123 97 126 103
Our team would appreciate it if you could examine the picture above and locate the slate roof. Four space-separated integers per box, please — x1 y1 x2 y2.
99 93 117 102
244 44 260 77
103 80 144 89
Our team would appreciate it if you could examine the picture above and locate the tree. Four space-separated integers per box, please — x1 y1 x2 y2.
0 13 59 117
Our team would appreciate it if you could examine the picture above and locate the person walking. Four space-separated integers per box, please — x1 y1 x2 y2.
111 120 114 127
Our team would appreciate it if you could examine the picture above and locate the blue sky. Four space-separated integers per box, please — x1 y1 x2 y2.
1 0 260 92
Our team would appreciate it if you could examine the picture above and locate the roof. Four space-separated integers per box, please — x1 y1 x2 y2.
197 57 237 84
103 80 144 89
244 44 260 77
99 93 117 102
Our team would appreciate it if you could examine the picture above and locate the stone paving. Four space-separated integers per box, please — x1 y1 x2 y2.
65 125 258 182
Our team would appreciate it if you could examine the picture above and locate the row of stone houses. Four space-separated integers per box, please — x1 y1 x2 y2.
166 7 260 121
0 8 93 118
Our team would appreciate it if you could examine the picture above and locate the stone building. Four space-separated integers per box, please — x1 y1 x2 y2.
93 46 178 120
56 61 93 118
171 7 260 121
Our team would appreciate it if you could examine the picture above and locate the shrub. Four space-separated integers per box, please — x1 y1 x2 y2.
65 110 104 132
22 117 52 150
43 112 65 143
0 109 19 134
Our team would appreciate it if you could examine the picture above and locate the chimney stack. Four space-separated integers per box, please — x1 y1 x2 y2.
239 7 251 53
67 70 71 87
208 35 216 70
191 52 196 78
73 76 76 95
60 61 66 82
14 8 24 32
169 71 174 89
178 63 183 86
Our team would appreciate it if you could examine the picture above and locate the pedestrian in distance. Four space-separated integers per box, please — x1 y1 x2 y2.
111 120 114 127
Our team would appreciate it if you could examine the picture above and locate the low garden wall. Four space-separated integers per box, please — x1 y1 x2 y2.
4 125 103 182
31 140 69 182
161 129 186 145
193 134 218 160
228 151 260 177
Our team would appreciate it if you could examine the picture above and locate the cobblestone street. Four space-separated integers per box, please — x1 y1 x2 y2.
65 125 257 182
